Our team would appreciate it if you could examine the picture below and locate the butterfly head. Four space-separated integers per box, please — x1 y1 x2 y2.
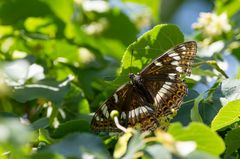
128 73 135 80
129 73 142 85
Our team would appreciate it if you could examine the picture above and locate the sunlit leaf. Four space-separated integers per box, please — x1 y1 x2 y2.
168 122 225 156
113 24 184 87
211 99 240 131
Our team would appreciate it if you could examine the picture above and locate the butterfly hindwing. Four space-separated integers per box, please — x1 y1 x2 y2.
142 80 187 124
91 84 159 132
91 84 131 132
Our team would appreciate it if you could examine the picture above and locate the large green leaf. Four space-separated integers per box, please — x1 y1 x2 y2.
224 127 240 156
199 85 223 125
40 0 74 23
52 119 90 138
30 117 49 131
186 151 219 159
46 133 111 159
168 122 225 156
113 24 184 87
0 0 52 25
12 78 71 106
211 99 240 131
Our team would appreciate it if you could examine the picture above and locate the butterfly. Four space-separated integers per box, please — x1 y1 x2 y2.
91 41 197 132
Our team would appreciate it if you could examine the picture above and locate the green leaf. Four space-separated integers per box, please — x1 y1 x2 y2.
190 93 204 122
12 78 71 106
215 0 240 17
211 99 240 131
40 0 74 23
30 117 49 131
224 127 240 156
31 152 65 159
46 133 111 159
144 144 171 159
192 67 217 77
198 83 223 125
38 129 56 144
121 131 145 159
52 119 90 138
0 0 52 25
168 122 225 156
113 131 133 158
186 151 219 159
114 24 184 87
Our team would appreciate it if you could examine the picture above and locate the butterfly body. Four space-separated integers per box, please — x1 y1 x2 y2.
91 41 197 132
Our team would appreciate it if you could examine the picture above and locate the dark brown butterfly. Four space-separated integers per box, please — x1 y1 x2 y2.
91 41 197 132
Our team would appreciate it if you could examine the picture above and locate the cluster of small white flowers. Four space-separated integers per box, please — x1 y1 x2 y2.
82 18 108 35
192 12 231 37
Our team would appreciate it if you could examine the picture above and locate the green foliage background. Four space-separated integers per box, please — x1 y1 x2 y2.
1 0 240 159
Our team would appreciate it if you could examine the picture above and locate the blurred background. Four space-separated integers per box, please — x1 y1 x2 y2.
1 0 240 158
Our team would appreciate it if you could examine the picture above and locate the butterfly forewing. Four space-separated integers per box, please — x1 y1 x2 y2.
141 41 197 78
91 41 197 132
91 84 132 132
91 84 159 132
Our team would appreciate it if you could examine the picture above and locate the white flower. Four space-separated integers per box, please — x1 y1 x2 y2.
198 40 224 57
82 18 108 35
192 12 231 37
2 59 45 86
81 0 109 13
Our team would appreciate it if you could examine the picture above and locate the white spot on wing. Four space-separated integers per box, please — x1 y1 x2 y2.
181 46 187 50
129 106 153 118
163 84 171 90
169 53 178 57
129 111 132 118
165 82 172 85
101 104 109 118
176 66 183 72
168 73 176 80
171 61 179 66
154 61 162 67
96 116 100 121
121 112 126 119
113 93 118 103
173 56 181 60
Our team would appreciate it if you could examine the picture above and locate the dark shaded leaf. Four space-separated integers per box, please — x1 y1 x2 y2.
225 127 240 156
46 133 111 159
